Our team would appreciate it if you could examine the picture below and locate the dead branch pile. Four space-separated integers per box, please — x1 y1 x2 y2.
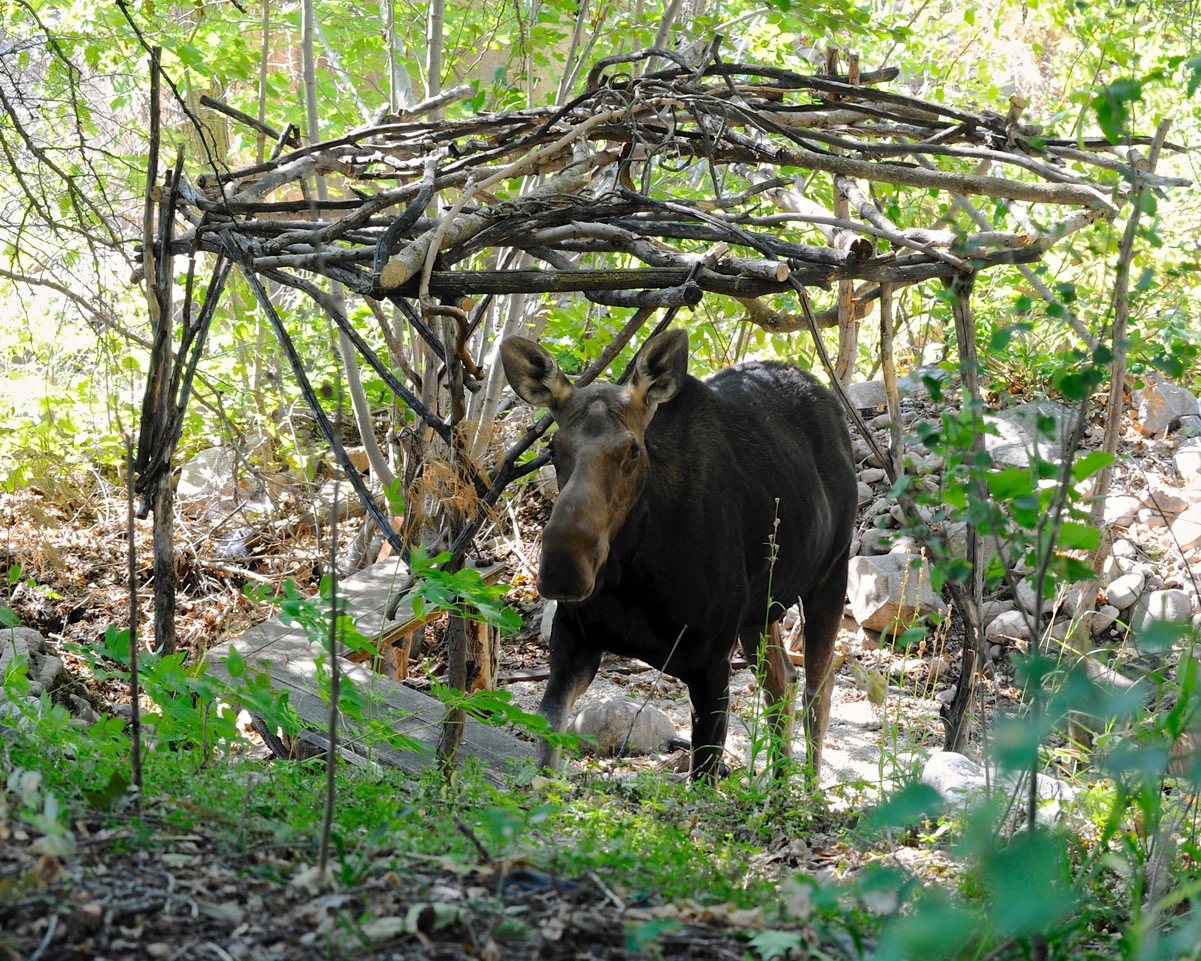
171 53 1183 327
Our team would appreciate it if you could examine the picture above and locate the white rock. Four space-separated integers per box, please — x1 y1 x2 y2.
859 467 887 484
1106 572 1146 611
1137 380 1200 436
1048 619 1073 641
1176 440 1201 479
985 609 1034 643
896 367 950 398
1061 586 1088 616
1130 589 1193 637
887 535 921 555
1015 577 1055 615
0 626 50 674
981 599 1016 623
177 447 240 503
985 401 1078 468
889 502 931 525
846 380 889 410
859 527 895 556
909 452 942 475
569 698 677 756
847 553 946 636
1171 506 1201 553
857 482 875 507
1104 495 1142 527
1087 605 1121 636
922 752 1075 823
1112 538 1138 559
1144 486 1189 516
1136 508 1168 529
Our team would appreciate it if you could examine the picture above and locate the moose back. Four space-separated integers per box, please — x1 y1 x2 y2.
501 329 857 781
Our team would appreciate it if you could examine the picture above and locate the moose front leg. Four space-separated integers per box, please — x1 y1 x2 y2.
536 625 602 770
682 666 732 782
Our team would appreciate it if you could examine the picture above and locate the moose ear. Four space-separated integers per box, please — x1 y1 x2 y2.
630 328 688 407
500 337 573 412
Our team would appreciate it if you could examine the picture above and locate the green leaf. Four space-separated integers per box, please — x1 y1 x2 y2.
1071 450 1115 481
986 467 1034 501
983 832 1077 937
1056 521 1101 551
863 783 944 832
82 770 132 811
874 888 977 961
1186 54 1201 97
747 930 804 960
1091 78 1143 144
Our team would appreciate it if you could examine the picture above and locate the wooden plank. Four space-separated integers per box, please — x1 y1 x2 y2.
204 557 536 784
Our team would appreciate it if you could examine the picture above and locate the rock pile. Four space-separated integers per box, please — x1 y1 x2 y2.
0 626 97 726
846 377 1201 657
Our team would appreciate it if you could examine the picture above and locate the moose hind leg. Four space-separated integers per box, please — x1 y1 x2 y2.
739 623 798 776
800 554 849 785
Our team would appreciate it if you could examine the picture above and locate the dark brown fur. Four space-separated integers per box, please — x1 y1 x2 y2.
501 330 856 781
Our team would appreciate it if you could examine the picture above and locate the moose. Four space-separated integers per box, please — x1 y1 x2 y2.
500 329 857 782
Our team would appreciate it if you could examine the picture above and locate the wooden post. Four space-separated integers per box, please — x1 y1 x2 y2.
941 270 987 754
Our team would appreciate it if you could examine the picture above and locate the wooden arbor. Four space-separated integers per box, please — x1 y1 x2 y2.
138 46 1186 766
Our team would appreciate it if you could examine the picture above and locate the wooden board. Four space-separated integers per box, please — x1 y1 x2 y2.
204 557 536 784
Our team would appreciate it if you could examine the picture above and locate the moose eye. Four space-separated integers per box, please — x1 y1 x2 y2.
623 443 641 468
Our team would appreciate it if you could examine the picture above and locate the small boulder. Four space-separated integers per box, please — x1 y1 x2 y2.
981 599 1017 624
1176 440 1201 480
1170 506 1201 553
1130 589 1193 638
1144 486 1189 516
1086 605 1121 636
859 527 894 556
177 447 240 503
569 698 677 756
847 553 946 637
985 609 1034 643
846 380 888 410
922 751 1074 823
896 366 950 398
1104 495 1142 527
1106 571 1146 611
0 628 66 700
1137 380 1199 436
1015 577 1055 616
985 400 1078 468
